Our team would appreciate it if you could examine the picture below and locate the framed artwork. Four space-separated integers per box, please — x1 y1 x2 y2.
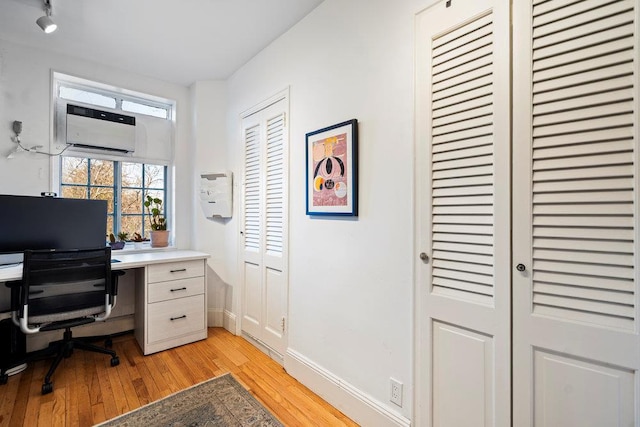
305 119 358 216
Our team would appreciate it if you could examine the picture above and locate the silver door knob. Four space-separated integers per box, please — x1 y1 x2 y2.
516 263 526 272
419 252 429 262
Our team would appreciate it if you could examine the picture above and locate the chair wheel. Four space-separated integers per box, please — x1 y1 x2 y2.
0 374 8 385
42 382 53 395
110 356 120 367
105 338 113 348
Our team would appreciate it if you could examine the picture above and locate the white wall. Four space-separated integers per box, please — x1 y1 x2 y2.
214 0 435 423
190 80 234 327
0 38 193 249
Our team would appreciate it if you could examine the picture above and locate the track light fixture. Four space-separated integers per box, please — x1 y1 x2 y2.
36 0 57 34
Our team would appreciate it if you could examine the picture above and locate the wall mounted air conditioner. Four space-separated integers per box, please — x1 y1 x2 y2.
66 104 136 153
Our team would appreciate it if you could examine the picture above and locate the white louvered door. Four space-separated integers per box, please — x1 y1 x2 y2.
240 95 289 356
415 0 510 425
513 1 639 425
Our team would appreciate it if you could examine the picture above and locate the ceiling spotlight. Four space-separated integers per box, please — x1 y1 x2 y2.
36 0 57 34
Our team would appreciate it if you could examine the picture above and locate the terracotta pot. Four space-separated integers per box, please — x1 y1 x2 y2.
150 230 169 248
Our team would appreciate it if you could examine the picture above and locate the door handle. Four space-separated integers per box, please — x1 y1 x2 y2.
516 263 526 272
419 252 429 262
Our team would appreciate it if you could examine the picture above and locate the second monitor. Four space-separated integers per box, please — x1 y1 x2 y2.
0 194 107 265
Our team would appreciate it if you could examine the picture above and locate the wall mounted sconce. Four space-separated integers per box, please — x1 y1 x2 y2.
36 0 57 34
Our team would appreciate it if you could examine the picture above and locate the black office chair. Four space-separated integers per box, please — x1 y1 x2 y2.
3 247 121 394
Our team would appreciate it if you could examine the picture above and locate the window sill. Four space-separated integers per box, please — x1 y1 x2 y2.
110 242 175 254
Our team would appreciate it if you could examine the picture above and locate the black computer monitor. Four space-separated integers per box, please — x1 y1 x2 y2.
0 195 107 265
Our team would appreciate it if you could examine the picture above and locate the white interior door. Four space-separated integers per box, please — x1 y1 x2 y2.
512 1 640 425
415 1 510 426
240 94 289 356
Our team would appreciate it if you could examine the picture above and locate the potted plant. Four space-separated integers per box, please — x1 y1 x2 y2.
108 232 128 250
131 232 147 249
144 195 169 247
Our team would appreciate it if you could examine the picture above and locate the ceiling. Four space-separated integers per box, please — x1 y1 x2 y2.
0 0 324 86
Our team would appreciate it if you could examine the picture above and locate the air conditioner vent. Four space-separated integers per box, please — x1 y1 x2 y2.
66 104 136 153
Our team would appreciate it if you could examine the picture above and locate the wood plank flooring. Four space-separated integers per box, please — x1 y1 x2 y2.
0 328 358 426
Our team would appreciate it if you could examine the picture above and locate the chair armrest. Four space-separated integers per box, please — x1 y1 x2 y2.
108 270 125 308
111 270 125 297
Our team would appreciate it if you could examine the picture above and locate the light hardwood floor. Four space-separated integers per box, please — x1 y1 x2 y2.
0 328 358 426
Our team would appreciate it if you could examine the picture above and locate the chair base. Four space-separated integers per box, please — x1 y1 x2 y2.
41 329 120 394
3 328 120 395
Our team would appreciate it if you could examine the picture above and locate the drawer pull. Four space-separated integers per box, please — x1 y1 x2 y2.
170 315 187 321
170 287 187 292
170 268 187 273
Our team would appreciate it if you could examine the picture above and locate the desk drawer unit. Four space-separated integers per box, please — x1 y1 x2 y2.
135 258 207 355
147 295 205 343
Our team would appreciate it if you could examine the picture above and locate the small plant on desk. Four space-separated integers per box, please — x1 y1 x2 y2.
144 196 167 231
130 232 147 249
108 233 126 250
131 232 146 242
144 195 169 247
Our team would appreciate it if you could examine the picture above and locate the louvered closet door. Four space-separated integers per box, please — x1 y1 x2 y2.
240 96 289 356
512 1 639 425
415 0 510 425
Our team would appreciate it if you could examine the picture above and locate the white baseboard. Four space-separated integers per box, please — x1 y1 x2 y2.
223 309 236 333
241 332 284 366
208 308 224 327
285 348 411 427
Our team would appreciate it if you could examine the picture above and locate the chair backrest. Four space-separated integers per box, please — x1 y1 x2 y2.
16 247 113 333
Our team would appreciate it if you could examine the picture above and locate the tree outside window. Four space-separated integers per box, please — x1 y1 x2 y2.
60 156 167 239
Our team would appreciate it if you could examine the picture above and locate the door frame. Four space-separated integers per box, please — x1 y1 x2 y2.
236 88 290 350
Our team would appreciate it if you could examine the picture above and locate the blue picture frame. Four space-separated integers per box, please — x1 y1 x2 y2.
305 119 358 216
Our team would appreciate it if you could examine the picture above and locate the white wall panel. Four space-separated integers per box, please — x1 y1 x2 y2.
433 322 494 427
534 350 635 427
242 261 261 336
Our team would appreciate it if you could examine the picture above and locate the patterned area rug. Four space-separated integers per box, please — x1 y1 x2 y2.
96 373 283 426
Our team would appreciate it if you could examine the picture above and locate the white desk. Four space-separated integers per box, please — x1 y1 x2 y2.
0 249 210 355
0 250 209 281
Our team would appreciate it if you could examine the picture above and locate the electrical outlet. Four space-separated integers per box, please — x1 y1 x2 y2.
390 378 403 407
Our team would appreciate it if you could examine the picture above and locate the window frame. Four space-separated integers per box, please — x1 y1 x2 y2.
51 72 175 246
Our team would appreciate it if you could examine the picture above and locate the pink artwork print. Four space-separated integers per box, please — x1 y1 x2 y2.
311 133 348 207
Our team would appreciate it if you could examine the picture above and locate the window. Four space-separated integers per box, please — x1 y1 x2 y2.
122 100 169 119
120 162 166 237
59 86 116 109
58 84 171 120
54 73 174 243
60 156 167 239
